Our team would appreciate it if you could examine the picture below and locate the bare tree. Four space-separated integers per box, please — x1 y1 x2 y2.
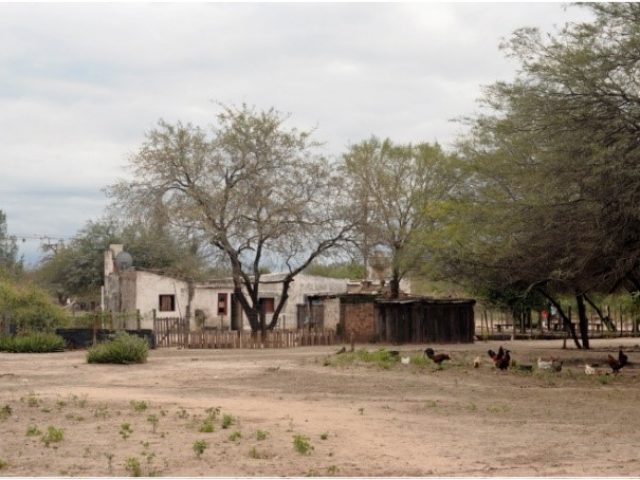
110 104 354 333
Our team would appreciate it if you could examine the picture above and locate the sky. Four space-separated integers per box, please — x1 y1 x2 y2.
0 2 594 266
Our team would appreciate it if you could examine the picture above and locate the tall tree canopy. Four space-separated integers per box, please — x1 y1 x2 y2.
110 104 354 333
430 3 640 348
342 137 460 297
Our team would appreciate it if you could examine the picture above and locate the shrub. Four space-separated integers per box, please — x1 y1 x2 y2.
293 434 313 455
125 457 142 477
42 426 64 446
0 332 66 353
0 277 68 333
87 332 148 364
193 440 207 457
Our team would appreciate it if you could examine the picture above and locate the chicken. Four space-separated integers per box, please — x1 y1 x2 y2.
551 358 563 372
401 356 411 365
424 348 450 365
537 358 553 370
473 356 481 368
584 364 596 375
487 346 505 366
618 349 628 368
495 350 511 370
607 354 625 373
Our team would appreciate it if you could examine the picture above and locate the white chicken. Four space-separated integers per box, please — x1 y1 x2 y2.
401 356 411 365
537 358 553 370
473 356 481 368
584 364 596 375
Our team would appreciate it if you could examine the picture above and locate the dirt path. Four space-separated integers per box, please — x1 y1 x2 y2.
1 338 639 476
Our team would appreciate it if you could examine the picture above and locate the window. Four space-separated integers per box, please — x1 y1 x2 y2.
217 293 227 315
159 295 175 312
260 297 275 314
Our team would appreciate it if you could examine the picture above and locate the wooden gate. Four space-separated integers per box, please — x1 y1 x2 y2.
153 316 189 348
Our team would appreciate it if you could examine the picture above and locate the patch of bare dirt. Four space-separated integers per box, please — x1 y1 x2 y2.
1 337 639 476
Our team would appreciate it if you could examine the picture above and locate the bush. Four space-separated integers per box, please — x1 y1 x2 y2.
0 277 69 333
87 332 148 364
0 332 66 353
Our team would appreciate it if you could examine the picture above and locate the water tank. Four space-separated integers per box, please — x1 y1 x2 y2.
114 251 134 271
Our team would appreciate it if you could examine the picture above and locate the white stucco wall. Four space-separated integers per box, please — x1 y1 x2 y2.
134 271 190 329
191 286 235 329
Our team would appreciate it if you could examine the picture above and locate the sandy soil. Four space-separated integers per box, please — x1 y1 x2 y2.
1 337 640 477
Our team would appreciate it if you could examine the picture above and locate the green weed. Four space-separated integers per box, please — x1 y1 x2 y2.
0 405 11 420
256 429 268 441
130 400 148 412
193 440 207 458
120 423 133 440
0 459 7 470
293 434 313 455
125 457 142 477
42 426 64 446
199 417 215 433
326 465 339 475
147 414 159 433
228 431 242 442
26 425 41 436
320 432 329 440
221 414 235 429
0 332 65 353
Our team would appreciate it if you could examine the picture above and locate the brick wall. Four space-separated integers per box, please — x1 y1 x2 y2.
342 302 377 342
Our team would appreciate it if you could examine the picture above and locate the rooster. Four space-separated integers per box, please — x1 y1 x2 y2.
488 346 505 367
495 350 511 370
607 348 629 373
424 348 450 365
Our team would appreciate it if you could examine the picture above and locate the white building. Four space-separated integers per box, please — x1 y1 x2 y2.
102 244 349 331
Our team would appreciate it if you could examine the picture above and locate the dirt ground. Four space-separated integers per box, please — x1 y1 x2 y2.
1 337 640 477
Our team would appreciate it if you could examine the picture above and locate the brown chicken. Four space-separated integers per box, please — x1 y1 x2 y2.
425 348 450 364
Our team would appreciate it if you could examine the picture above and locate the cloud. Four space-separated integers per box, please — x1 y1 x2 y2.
0 2 594 264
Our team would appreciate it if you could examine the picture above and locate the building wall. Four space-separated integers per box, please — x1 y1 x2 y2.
258 274 348 330
191 287 234 330
342 301 377 342
323 298 341 330
134 271 190 329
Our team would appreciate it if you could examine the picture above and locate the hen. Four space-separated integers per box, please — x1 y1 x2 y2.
425 348 450 365
487 346 505 366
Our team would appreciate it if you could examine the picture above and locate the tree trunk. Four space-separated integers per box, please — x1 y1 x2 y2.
575 293 590 349
537 288 582 349
390 268 401 298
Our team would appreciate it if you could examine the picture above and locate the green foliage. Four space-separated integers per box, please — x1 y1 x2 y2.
34 218 208 304
0 276 68 333
41 426 64 446
0 332 65 353
130 400 148 412
0 459 7 470
87 332 148 364
292 434 313 455
256 429 268 441
320 432 328 440
221 413 235 429
125 457 142 477
0 210 21 275
199 418 215 433
193 440 207 457
119 423 133 439
26 425 41 436
147 414 159 433
305 261 365 279
0 405 11 421
228 431 242 442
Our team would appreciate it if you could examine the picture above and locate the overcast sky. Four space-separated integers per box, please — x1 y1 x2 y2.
0 2 593 265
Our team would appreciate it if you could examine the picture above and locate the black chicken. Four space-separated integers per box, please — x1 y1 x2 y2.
607 348 629 373
496 350 511 370
487 346 505 367
425 348 450 364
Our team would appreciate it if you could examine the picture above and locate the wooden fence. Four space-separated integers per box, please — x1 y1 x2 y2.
476 304 640 338
153 316 336 349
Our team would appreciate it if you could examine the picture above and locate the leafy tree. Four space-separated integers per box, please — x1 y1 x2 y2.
110 104 354 333
341 137 460 297
430 3 640 348
35 218 206 304
0 210 22 275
